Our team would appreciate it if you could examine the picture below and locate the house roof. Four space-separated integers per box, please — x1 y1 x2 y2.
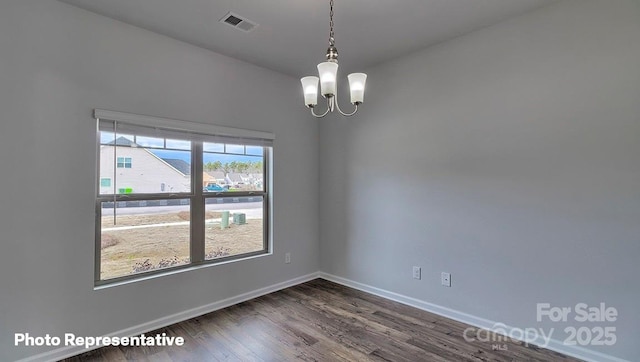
206 171 225 179
107 136 137 147
162 158 191 175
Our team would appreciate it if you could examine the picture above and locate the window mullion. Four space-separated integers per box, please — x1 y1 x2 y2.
191 141 205 264
263 147 270 252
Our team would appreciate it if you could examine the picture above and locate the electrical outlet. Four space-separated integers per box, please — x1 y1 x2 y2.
413 266 421 280
285 252 291 264
441 272 451 287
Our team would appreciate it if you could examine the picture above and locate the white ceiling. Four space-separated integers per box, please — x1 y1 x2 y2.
58 0 558 77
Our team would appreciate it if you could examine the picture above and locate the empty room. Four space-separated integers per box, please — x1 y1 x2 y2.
1 0 638 361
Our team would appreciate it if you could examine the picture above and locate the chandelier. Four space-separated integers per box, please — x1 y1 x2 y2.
300 0 367 118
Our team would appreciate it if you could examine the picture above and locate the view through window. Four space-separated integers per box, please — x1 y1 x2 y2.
96 117 270 283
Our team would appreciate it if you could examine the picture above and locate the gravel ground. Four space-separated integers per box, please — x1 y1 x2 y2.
100 212 263 280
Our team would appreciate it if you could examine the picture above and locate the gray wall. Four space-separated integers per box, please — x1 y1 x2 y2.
319 0 640 360
0 1 318 360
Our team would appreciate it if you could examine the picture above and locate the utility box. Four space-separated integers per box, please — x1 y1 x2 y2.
233 213 246 225
221 211 230 229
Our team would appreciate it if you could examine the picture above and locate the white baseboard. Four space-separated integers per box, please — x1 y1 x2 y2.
318 272 629 362
16 272 321 362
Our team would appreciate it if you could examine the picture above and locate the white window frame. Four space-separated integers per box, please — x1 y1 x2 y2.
100 177 112 187
116 157 132 168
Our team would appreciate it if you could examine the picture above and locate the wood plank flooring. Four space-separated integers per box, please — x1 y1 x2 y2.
63 279 581 361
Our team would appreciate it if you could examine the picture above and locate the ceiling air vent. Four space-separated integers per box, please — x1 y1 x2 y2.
219 12 258 33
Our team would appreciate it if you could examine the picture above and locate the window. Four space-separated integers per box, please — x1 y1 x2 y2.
116 157 132 168
95 110 273 284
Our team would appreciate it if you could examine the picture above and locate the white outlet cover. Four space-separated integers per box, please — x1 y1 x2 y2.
441 272 451 287
413 266 421 280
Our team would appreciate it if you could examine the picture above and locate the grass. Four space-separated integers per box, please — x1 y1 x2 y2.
100 211 263 280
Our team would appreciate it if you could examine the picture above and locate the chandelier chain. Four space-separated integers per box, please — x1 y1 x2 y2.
329 0 335 46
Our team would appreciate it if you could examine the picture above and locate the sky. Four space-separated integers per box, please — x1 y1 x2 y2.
151 149 261 164
101 132 263 165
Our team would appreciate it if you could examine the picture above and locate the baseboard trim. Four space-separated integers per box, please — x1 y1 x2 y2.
318 272 629 362
16 272 321 362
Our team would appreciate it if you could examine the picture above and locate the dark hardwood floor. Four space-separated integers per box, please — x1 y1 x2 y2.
63 279 580 361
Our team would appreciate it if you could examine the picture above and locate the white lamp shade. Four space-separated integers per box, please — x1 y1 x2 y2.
300 76 319 106
348 73 367 104
317 62 339 96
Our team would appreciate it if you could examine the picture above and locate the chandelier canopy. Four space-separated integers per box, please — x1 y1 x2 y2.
300 0 367 118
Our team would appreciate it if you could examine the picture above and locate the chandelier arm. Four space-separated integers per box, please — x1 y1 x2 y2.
333 95 359 117
310 107 331 118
